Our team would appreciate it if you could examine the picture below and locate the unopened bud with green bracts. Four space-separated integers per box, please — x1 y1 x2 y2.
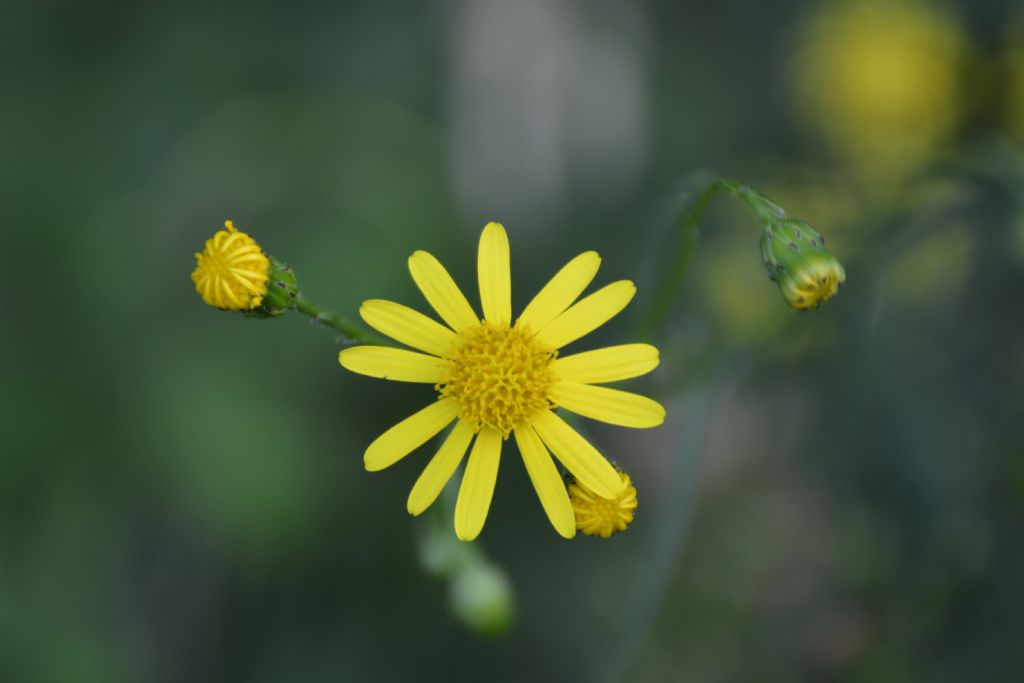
761 218 846 310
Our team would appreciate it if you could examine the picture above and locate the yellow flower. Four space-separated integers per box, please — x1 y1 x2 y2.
191 220 271 310
569 470 637 538
339 222 664 541
1007 20 1024 141
796 0 965 182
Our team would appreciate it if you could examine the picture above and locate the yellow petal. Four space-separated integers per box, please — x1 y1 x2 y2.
552 344 659 384
515 251 601 333
408 250 479 332
339 346 446 383
535 280 636 349
407 420 475 516
364 398 460 472
477 222 512 326
514 426 575 538
360 299 458 357
549 382 665 428
532 410 620 498
454 427 502 541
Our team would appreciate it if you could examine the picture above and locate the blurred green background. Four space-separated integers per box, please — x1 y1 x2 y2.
4 0 1024 680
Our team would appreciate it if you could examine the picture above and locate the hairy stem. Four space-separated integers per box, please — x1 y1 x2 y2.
292 295 385 345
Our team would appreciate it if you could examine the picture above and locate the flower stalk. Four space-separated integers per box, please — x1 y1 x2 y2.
292 294 385 345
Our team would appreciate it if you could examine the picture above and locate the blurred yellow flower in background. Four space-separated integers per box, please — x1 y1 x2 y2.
796 0 967 184
1006 20 1024 140
339 223 664 541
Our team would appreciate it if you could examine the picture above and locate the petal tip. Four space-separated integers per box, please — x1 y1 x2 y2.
357 300 375 323
363 446 389 471
407 250 431 267
651 405 667 427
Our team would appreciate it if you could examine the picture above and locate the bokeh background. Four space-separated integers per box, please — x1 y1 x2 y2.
4 0 1024 680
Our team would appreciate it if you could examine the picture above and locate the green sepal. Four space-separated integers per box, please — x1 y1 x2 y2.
245 257 300 318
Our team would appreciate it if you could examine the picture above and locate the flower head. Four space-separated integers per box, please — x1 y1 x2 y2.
192 220 271 310
339 222 664 541
762 219 846 310
569 470 637 538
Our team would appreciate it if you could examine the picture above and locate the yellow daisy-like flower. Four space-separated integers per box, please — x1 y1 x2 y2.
191 220 271 310
339 222 664 541
569 470 637 538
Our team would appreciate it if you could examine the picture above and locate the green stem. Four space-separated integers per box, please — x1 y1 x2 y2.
636 176 787 338
292 295 385 345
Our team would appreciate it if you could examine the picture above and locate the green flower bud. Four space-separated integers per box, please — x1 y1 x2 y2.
761 219 846 310
245 258 300 318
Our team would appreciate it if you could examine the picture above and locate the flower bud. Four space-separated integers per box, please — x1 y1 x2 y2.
192 220 270 311
192 220 301 318
568 469 638 538
761 219 846 310
449 559 514 636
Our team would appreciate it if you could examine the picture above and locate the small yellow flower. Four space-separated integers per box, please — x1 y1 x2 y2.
339 222 665 541
569 470 637 538
192 220 271 310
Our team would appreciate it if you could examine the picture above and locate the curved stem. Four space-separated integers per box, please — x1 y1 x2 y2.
635 176 787 339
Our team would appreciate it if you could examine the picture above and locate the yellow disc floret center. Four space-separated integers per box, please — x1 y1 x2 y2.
438 323 556 438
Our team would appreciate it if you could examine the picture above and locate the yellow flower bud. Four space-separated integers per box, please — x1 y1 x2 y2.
191 220 270 311
568 470 637 538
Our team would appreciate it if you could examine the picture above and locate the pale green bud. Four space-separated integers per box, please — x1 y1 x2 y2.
761 219 846 310
449 560 514 637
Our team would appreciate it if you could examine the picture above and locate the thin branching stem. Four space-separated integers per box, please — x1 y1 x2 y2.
636 176 787 339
